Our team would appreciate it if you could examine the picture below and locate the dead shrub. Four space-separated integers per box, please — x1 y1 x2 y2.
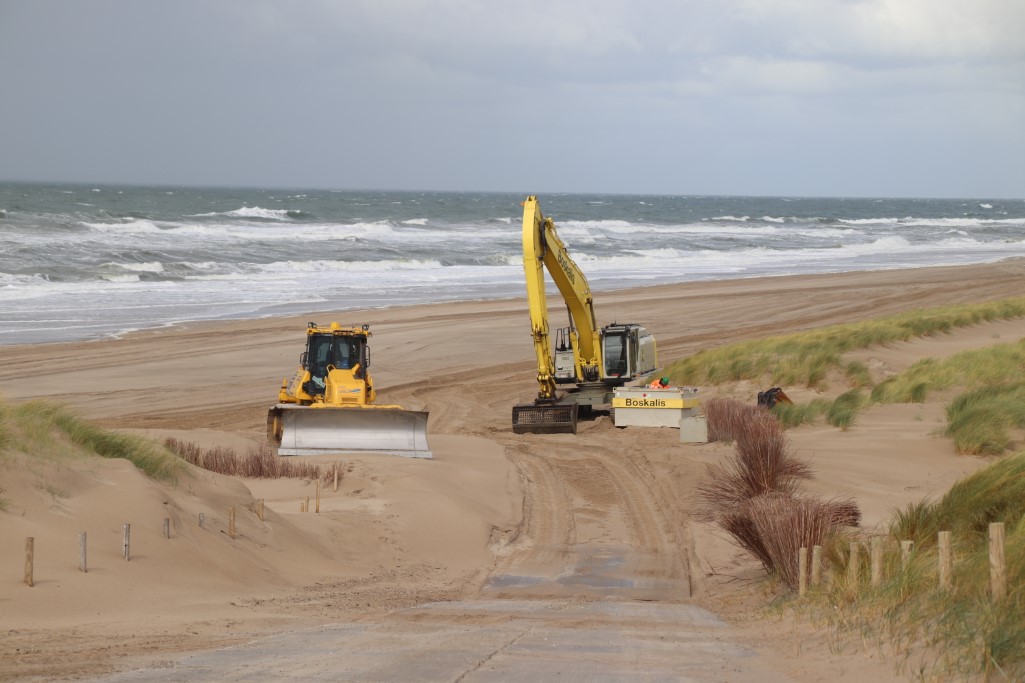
704 397 758 442
745 493 860 589
697 399 861 590
164 438 330 480
696 408 811 518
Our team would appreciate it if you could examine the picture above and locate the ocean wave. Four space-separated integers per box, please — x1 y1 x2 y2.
192 206 302 220
181 258 447 280
104 261 165 273
840 216 1025 228
83 218 163 233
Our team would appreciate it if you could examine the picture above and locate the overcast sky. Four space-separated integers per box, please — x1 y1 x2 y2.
1 1 1022 198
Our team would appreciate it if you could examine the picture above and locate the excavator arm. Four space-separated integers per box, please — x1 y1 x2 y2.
522 195 602 401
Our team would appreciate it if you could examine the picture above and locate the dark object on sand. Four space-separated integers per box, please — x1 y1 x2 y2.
757 387 793 409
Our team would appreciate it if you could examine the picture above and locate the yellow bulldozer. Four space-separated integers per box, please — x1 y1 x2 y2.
267 322 432 458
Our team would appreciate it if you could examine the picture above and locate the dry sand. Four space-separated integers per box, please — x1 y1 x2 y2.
3 258 1025 680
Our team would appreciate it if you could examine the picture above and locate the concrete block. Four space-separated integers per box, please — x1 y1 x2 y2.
680 416 708 443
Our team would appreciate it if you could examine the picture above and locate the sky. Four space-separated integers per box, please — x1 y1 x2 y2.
0 0 1023 198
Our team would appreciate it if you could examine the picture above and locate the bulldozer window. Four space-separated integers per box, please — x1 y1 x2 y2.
332 337 359 369
307 336 333 385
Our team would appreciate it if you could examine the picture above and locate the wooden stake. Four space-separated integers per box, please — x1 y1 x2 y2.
798 546 808 596
811 545 822 587
938 530 952 590
228 506 236 538
871 537 883 587
304 496 310 513
123 523 131 561
901 540 914 570
990 522 1006 601
79 531 87 573
198 512 205 528
163 518 170 539
333 465 339 492
25 537 34 587
847 541 860 589
315 479 321 514
257 499 265 521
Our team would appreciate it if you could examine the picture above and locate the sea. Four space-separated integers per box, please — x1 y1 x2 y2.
1 182 1024 346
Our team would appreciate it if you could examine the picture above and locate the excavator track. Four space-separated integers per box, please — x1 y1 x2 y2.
511 401 578 434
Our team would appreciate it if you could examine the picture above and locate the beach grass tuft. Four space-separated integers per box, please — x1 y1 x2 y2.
944 383 1025 455
825 389 867 430
2 399 184 482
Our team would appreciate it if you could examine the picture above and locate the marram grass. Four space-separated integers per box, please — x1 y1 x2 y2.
2 399 184 483
820 453 1025 680
662 296 1025 389
660 297 1025 449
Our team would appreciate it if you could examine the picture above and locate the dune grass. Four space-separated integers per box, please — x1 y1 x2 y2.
662 297 1025 441
0 399 185 483
663 297 1025 390
821 452 1025 679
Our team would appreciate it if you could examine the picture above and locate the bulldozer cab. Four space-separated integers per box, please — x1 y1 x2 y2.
303 329 367 396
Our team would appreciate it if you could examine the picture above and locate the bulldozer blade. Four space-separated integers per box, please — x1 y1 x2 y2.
512 402 578 434
269 405 432 458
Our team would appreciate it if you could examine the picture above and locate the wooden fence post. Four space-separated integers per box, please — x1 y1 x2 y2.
901 540 914 570
316 479 321 514
228 507 236 538
25 537 34 587
333 465 339 492
79 532 88 573
798 546 808 596
163 518 170 539
990 522 1006 601
938 530 952 590
123 523 131 561
198 512 205 528
257 499 265 521
811 545 822 587
871 537 883 586
848 541 860 592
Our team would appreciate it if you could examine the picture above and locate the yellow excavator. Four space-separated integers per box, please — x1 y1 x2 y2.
512 196 657 434
267 322 432 458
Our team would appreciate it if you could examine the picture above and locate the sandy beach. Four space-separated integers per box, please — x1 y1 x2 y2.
3 258 1025 681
